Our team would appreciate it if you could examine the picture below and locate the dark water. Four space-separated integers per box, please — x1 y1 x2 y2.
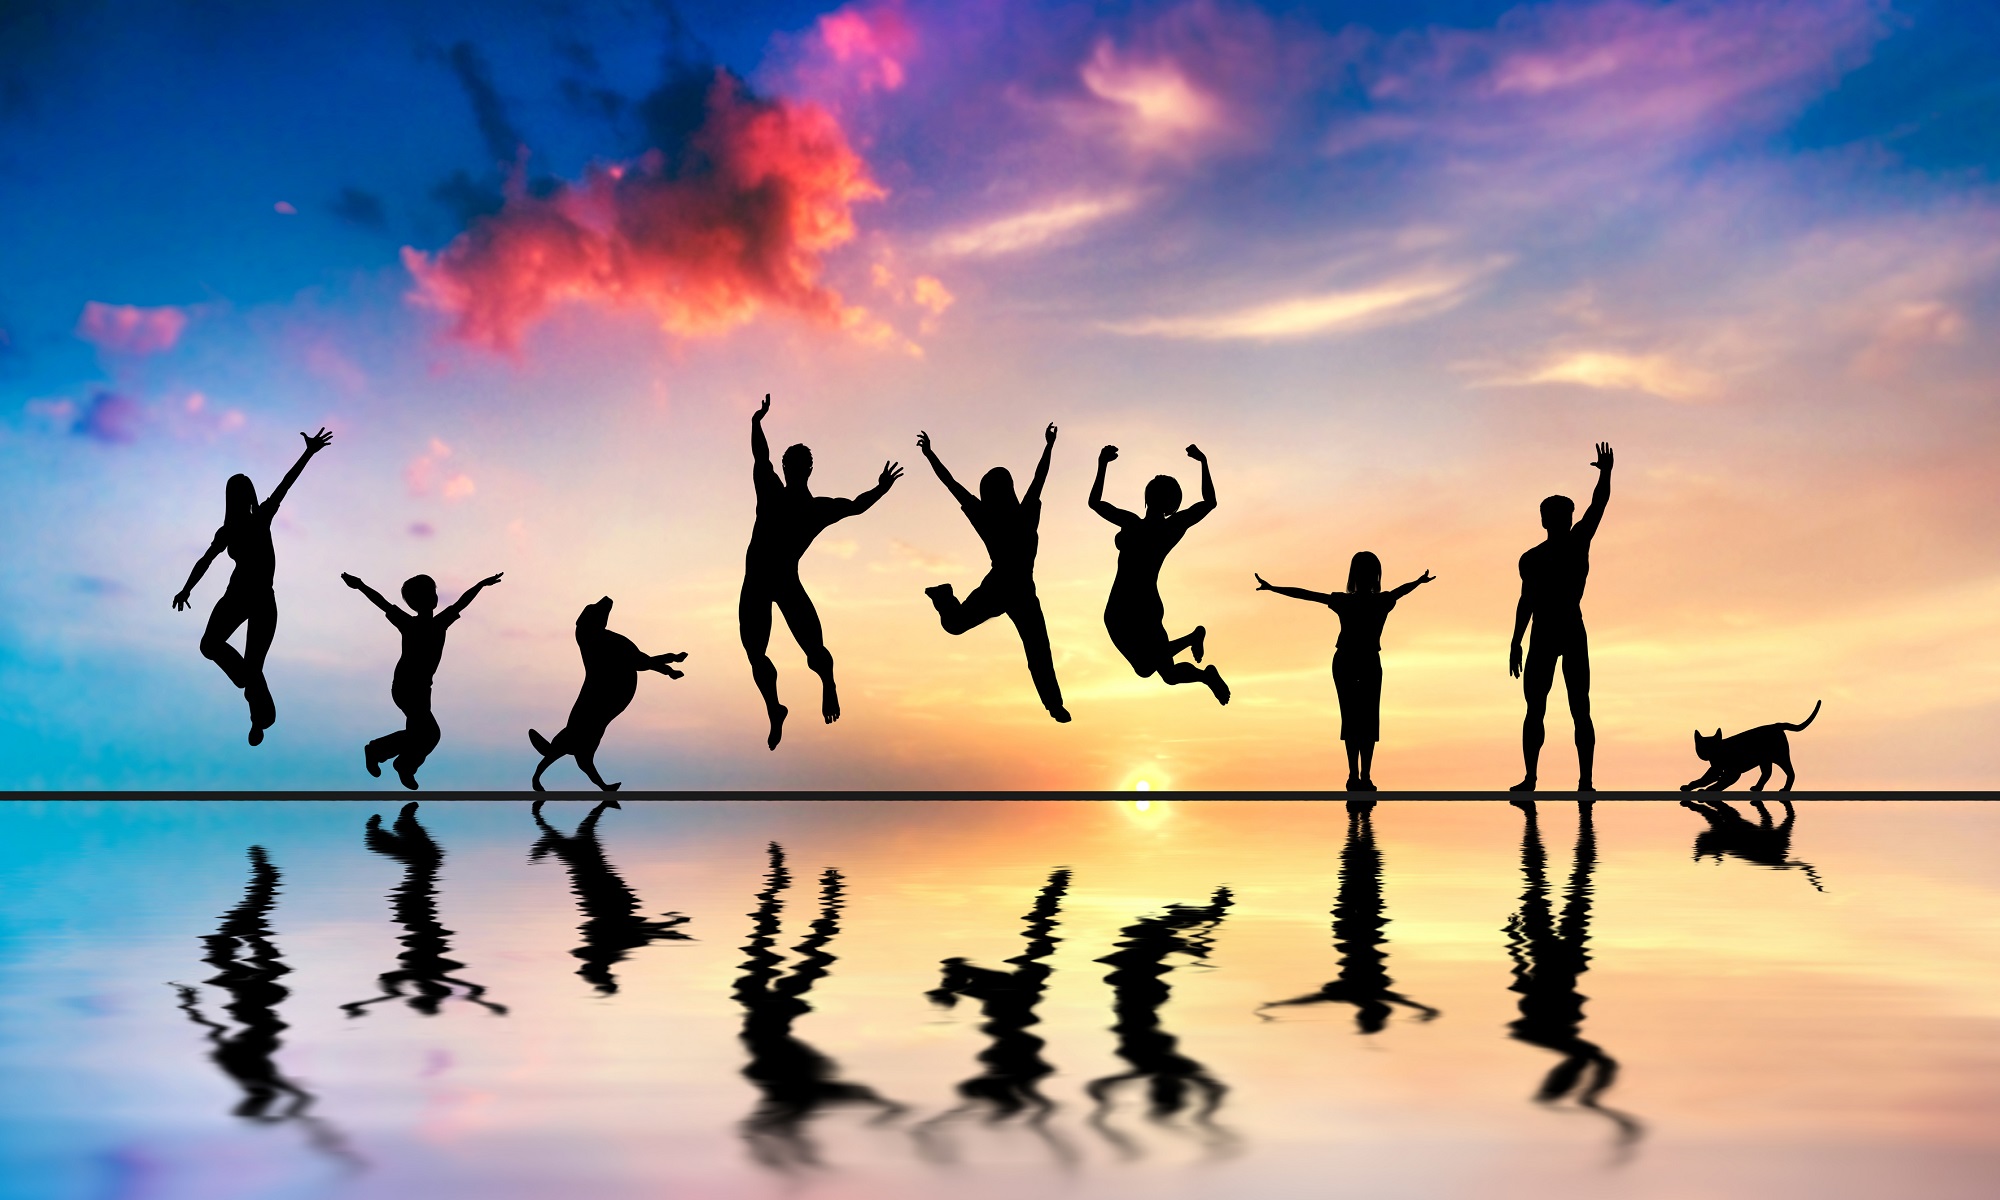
2 798 1997 1200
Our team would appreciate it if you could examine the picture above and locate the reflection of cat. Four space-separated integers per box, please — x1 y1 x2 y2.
1680 701 1820 792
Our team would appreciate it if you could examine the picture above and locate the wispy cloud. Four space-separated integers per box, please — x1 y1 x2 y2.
932 193 1139 258
1503 349 1720 400
1103 265 1488 341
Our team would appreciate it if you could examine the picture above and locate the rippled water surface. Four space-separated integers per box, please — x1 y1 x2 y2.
3 798 1998 1200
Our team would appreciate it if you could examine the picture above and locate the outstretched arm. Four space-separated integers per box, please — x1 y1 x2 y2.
441 572 504 620
1573 442 1613 541
1023 422 1057 506
825 460 904 520
1254 573 1336 605
341 573 402 619
172 529 228 610
917 432 975 506
1088 445 1137 526
262 428 333 517
1387 570 1436 601
1181 444 1217 523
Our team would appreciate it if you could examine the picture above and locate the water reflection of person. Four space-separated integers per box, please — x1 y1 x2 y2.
1087 887 1236 1158
529 797 692 995
1505 800 1641 1148
916 868 1074 1164
342 802 506 1018
733 842 902 1170
1680 797 1825 890
1260 800 1439 1031
172 846 357 1165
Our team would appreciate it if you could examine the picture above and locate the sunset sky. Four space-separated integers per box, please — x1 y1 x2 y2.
3 0 1998 790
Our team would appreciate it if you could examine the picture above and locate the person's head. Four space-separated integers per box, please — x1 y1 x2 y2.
979 466 1017 506
781 443 813 487
224 473 257 522
577 596 613 632
400 574 438 614
1540 494 1575 534
1346 551 1382 594
1143 474 1182 516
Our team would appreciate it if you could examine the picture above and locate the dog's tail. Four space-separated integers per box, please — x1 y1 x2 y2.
529 728 554 756
1783 700 1822 732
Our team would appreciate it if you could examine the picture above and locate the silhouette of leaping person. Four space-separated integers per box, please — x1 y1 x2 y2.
342 570 502 790
1089 443 1228 705
1257 555 1435 791
741 394 902 750
917 423 1069 723
172 427 333 745
530 597 686 792
1509 443 1614 792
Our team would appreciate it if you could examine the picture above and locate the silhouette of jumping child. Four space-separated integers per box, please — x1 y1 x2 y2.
917 422 1070 723
530 597 687 791
1256 554 1434 790
341 569 503 790
173 428 334 745
741 394 902 749
1089 443 1228 705
1509 443 1614 792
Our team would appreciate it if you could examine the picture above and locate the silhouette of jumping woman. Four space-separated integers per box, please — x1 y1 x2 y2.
343 802 506 1018
1257 555 1434 790
529 597 687 792
741 394 902 750
529 797 692 993
1089 443 1228 705
343 569 502 790
917 423 1069 722
1510 443 1614 792
173 427 333 745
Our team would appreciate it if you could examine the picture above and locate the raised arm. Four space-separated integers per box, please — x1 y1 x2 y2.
751 394 773 467
1088 445 1137 526
261 428 333 517
1386 569 1436 601
1181 444 1217 524
441 572 504 620
1509 560 1533 678
341 572 402 620
1254 573 1336 605
172 529 228 609
1022 422 1057 506
1573 442 1613 541
917 431 975 507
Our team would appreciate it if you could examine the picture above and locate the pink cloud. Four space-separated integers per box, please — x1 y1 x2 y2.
75 302 189 356
815 3 915 94
73 391 143 444
402 72 889 354
405 437 474 499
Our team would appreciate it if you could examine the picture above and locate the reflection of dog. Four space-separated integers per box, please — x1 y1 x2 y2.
529 597 686 792
1680 700 1819 792
1680 798 1824 891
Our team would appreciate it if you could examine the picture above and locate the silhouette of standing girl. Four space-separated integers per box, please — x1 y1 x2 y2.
173 428 333 744
1256 554 1433 790
1089 444 1228 705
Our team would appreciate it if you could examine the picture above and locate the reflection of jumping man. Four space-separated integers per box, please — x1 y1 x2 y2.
740 394 902 750
343 570 501 790
917 423 1068 723
1509 443 1613 792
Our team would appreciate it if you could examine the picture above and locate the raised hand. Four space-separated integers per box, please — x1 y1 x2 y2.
1592 442 1613 471
879 461 904 487
916 430 933 455
341 572 363 589
479 572 504 588
757 393 771 419
1045 422 1058 444
1099 445 1119 464
302 427 333 454
1254 572 1273 591
1186 443 1206 463
1417 569 1436 585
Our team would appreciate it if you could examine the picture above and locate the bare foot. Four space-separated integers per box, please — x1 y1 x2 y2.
248 726 263 746
822 686 840 724
1049 705 1072 723
1577 780 1596 792
1189 625 1206 663
767 705 788 751
1509 778 1537 792
1205 666 1230 705
365 746 382 778
397 767 419 791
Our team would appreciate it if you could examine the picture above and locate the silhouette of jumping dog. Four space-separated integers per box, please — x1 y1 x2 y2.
530 597 686 792
173 427 333 745
1089 443 1228 705
1680 797 1826 890
741 394 902 750
1681 701 1821 793
1509 442 1614 792
917 423 1069 722
343 570 502 790
1256 555 1434 790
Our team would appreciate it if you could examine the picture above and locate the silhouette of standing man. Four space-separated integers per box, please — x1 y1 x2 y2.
342 569 502 790
917 423 1069 723
741 394 902 750
1510 443 1613 792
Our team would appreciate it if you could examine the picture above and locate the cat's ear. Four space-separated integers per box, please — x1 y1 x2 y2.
1715 728 1724 738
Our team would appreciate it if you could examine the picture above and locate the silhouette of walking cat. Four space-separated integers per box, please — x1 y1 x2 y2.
917 423 1069 722
529 597 686 792
343 569 501 789
173 427 333 745
1090 443 1228 705
529 797 692 993
1257 556 1434 790
1680 797 1826 890
1509 443 1613 792
740 395 902 750
1681 701 1820 793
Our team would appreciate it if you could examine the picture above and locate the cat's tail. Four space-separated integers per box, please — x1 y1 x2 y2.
1783 700 1822 732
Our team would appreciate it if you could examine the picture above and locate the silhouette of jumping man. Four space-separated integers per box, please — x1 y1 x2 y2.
342 569 501 790
173 427 333 745
1089 443 1228 705
1257 555 1435 790
343 802 506 1018
741 394 902 750
529 797 692 993
1510 443 1614 792
917 424 1069 722
529 597 687 792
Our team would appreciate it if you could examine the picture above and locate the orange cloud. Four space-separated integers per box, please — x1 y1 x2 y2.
75 302 188 356
402 72 887 354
